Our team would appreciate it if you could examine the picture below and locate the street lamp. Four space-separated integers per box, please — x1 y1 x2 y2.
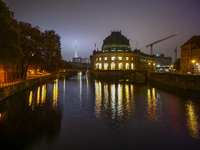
192 60 196 74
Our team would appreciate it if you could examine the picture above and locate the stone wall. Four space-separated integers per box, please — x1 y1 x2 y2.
149 73 200 91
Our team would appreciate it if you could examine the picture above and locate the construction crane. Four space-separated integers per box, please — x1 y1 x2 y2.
146 33 178 55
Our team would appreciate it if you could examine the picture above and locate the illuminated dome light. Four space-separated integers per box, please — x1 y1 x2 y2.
102 31 131 52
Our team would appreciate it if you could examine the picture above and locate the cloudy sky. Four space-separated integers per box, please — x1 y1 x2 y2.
3 0 200 61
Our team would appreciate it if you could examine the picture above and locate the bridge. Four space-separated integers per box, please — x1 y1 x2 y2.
60 68 150 83
60 68 88 72
88 70 149 83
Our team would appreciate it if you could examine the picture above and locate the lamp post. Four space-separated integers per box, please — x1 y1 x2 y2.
192 60 196 75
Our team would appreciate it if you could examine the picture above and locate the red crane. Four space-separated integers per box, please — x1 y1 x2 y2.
146 33 178 55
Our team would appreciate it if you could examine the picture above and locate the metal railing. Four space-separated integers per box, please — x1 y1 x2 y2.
0 74 50 89
0 79 24 88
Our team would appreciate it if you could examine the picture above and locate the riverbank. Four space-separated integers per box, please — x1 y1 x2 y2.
0 73 67 101
149 72 200 91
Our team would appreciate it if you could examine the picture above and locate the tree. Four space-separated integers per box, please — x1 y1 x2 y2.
19 22 62 78
0 0 22 67
19 21 43 78
173 58 180 71
42 30 62 73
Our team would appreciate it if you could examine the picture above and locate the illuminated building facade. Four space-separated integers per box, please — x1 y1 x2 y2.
180 36 200 74
0 64 21 83
90 31 154 70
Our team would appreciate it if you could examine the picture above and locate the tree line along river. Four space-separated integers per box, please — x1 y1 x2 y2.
0 72 200 150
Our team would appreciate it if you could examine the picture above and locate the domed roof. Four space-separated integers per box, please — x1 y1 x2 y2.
103 31 130 45
102 31 131 52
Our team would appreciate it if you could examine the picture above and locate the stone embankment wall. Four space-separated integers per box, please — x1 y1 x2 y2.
149 73 200 91
0 73 67 101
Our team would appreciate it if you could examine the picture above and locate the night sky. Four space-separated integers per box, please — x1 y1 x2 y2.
3 0 200 61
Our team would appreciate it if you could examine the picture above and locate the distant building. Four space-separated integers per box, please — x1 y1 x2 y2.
90 31 154 70
82 58 91 64
73 57 82 63
72 57 91 68
154 54 172 71
180 36 200 74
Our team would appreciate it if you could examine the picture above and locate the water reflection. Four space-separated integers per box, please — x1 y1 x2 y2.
170 96 180 134
0 80 62 149
125 84 131 117
111 84 115 119
117 84 123 117
1 74 200 150
29 85 47 110
78 72 82 102
147 88 162 121
37 86 40 105
29 91 33 106
53 79 58 108
41 85 46 104
63 78 66 101
186 100 199 139
95 81 101 117
94 80 134 119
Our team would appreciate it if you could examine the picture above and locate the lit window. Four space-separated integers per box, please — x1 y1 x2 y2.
111 57 115 61
118 57 122 61
95 63 99 69
126 57 129 61
119 63 123 70
131 57 133 60
104 63 108 70
111 62 115 70
131 63 134 70
104 57 107 61
99 63 102 69
126 63 129 70
99 57 101 61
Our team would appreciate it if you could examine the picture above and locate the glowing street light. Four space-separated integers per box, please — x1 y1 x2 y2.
192 60 196 74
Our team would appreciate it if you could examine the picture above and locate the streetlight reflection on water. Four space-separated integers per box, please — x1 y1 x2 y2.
186 101 199 139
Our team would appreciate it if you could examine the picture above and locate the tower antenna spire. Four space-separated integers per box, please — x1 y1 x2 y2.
75 40 77 58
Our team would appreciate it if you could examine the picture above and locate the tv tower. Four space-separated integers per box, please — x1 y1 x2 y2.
75 40 78 58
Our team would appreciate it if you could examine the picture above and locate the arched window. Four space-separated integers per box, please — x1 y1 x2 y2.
131 63 134 70
118 63 123 70
95 63 99 69
99 63 102 70
126 63 129 70
111 62 115 70
104 63 108 70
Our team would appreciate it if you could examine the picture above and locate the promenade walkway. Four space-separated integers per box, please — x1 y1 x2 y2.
0 74 50 89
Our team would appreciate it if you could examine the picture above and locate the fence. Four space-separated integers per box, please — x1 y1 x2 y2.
0 79 24 88
0 73 50 89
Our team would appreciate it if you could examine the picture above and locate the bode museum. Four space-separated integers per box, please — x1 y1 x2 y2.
90 31 155 70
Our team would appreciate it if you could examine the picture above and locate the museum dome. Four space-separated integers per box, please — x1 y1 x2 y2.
102 31 131 52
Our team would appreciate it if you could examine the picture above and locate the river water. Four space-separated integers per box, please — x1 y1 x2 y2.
0 72 200 150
